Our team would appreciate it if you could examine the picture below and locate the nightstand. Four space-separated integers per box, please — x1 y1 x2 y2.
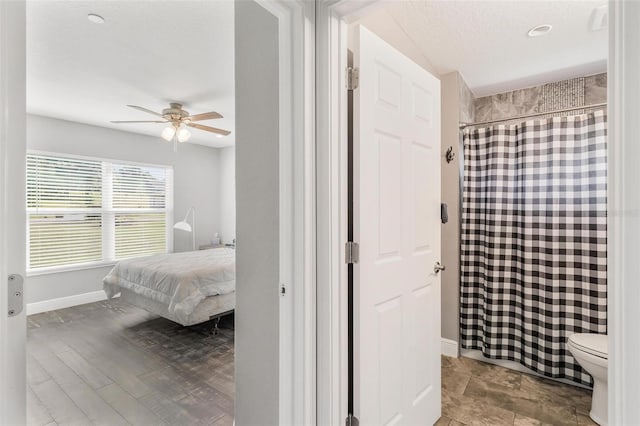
199 244 224 250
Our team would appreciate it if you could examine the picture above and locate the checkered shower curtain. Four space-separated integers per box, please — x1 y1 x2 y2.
460 110 608 387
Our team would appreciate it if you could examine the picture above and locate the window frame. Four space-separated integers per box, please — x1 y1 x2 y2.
26 150 174 276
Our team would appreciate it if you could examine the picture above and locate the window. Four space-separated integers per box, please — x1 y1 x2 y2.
27 152 173 273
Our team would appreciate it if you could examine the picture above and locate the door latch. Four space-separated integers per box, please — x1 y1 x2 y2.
7 274 24 317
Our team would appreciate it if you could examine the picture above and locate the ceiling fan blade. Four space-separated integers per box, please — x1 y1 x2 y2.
186 111 223 121
110 120 167 123
126 105 164 118
187 122 231 136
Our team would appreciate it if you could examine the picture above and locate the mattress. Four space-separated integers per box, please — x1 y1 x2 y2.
119 288 235 327
103 248 235 325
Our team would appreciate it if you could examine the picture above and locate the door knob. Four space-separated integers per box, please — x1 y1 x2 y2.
434 262 446 274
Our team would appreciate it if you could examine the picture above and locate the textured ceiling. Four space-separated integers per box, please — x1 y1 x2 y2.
27 0 235 148
359 1 608 97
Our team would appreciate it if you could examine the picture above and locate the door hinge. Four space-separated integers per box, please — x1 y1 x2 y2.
346 67 359 90
280 283 286 297
345 241 359 264
7 274 24 317
346 414 359 426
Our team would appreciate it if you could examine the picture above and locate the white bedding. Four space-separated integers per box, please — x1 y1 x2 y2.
103 248 235 324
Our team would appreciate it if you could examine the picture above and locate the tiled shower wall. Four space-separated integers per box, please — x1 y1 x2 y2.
474 73 607 123
458 73 475 124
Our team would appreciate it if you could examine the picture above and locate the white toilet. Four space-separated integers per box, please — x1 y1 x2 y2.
567 333 608 426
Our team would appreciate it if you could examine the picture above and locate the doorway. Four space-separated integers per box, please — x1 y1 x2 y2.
0 1 314 425
346 25 443 425
316 1 639 426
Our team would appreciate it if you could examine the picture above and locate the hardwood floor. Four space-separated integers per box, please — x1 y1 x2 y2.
27 298 234 426
28 299 598 426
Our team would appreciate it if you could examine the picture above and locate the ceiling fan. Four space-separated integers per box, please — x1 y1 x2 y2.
111 103 231 150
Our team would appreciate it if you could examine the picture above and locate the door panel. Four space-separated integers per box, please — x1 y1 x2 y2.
353 25 441 426
377 133 402 256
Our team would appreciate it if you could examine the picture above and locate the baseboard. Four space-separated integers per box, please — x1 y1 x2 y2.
27 290 115 315
441 338 459 357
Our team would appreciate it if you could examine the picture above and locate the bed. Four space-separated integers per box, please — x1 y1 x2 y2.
103 247 235 327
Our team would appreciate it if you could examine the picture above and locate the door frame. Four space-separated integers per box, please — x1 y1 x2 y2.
0 1 316 425
0 1 27 424
316 1 384 425
607 1 640 424
251 1 316 424
316 0 637 425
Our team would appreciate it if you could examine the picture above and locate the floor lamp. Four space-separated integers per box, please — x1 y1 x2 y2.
174 206 196 251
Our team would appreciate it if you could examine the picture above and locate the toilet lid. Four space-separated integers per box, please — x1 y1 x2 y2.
568 333 608 359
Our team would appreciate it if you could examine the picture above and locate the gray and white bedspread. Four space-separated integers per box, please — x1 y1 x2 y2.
103 248 235 322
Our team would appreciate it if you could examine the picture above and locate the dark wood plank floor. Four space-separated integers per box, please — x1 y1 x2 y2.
27 298 234 426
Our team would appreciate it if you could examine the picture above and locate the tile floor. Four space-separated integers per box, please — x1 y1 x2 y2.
439 356 598 426
27 299 598 426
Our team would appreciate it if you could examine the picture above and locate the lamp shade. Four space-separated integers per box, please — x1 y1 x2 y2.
177 127 191 143
162 126 177 141
174 206 196 251
173 221 192 232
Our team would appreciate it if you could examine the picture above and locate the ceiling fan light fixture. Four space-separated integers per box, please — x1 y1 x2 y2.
113 104 230 145
177 127 191 143
161 126 176 142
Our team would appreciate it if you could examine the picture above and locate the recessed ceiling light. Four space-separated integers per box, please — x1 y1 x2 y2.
87 13 105 24
217 135 223 138
527 24 552 37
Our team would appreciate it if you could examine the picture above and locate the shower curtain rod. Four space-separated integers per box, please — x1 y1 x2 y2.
459 102 607 129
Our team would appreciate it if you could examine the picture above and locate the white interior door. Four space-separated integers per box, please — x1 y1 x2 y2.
0 1 27 425
353 25 442 426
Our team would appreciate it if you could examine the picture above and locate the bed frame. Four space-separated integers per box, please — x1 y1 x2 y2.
118 287 235 328
208 309 235 334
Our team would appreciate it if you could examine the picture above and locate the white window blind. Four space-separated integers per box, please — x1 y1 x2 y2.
27 153 173 273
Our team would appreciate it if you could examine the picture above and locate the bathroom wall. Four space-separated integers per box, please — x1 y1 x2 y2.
440 72 474 348
474 73 607 122
458 73 475 124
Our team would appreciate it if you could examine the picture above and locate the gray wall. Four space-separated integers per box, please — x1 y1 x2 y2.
26 114 222 304
440 72 474 344
219 147 236 244
234 1 279 425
